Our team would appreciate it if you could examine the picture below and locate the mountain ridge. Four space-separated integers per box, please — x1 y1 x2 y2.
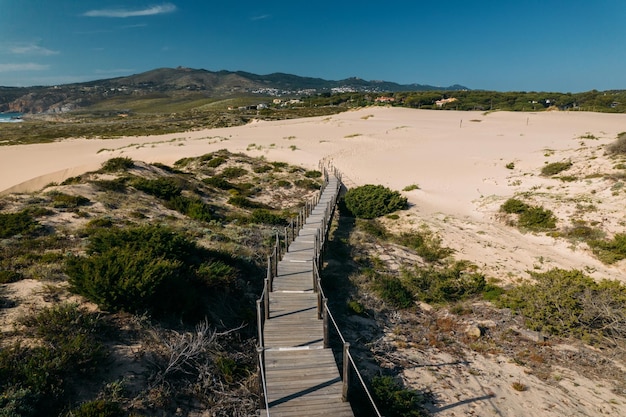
0 67 467 114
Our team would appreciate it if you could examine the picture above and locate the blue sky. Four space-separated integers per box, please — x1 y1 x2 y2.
1 1 625 91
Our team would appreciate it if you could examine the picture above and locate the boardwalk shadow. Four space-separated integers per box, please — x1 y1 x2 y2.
268 377 341 407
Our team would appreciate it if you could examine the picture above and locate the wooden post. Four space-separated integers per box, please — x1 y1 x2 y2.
257 346 266 405
284 226 288 253
312 258 318 293
264 279 270 320
256 299 263 344
317 279 323 319
323 297 329 348
267 256 272 292
342 342 350 402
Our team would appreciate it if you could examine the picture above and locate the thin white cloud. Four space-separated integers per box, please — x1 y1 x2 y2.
251 14 271 21
0 63 49 72
83 3 176 18
10 44 59 56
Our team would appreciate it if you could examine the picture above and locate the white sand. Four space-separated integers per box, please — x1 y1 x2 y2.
3 107 626 284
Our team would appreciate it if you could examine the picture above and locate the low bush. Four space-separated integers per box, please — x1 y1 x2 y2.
0 303 106 415
402 261 487 303
371 375 428 417
131 177 182 200
66 225 217 318
498 268 626 343
100 157 134 173
396 230 453 262
0 210 41 238
373 274 414 309
252 164 272 173
206 156 226 168
500 198 529 214
249 209 288 226
166 196 215 222
293 178 320 190
304 170 322 178
344 185 408 219
220 166 248 179
67 400 126 417
92 177 128 192
500 198 557 231
48 192 90 209
541 161 573 176
227 195 267 209
518 206 557 230
588 233 626 264
203 176 234 190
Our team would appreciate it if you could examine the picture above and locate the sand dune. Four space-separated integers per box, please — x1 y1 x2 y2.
2 106 626 416
3 107 626 284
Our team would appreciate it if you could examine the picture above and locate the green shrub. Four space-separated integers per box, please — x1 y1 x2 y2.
402 184 420 191
396 230 453 262
344 185 408 219
67 400 126 417
250 209 287 226
166 196 215 222
92 178 128 192
518 206 557 230
0 304 105 415
347 300 365 315
501 198 557 231
498 269 626 343
66 226 207 317
48 192 90 209
374 275 414 309
371 376 428 417
588 233 626 264
402 262 486 303
271 161 288 170
304 170 322 178
0 270 24 284
293 178 320 190
227 195 267 209
203 176 234 190
500 198 529 214
100 157 134 172
206 156 226 168
220 166 248 179
131 177 182 200
0 210 41 238
0 386 38 417
505 162 515 169
541 161 573 176
252 165 272 173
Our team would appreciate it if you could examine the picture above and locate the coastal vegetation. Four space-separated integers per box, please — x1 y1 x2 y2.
0 151 327 416
344 184 408 219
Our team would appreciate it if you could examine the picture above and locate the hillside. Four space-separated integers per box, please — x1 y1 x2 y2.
0 67 467 114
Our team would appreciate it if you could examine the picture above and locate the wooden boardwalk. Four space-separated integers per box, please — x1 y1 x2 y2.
259 173 354 417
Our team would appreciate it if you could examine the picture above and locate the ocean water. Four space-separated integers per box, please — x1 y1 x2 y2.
0 112 23 123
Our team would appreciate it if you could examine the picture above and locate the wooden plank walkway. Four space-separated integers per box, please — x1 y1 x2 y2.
259 174 354 417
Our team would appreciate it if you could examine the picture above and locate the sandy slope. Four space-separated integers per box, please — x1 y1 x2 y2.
2 107 626 416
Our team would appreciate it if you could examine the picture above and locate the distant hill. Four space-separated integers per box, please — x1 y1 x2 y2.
0 67 468 114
